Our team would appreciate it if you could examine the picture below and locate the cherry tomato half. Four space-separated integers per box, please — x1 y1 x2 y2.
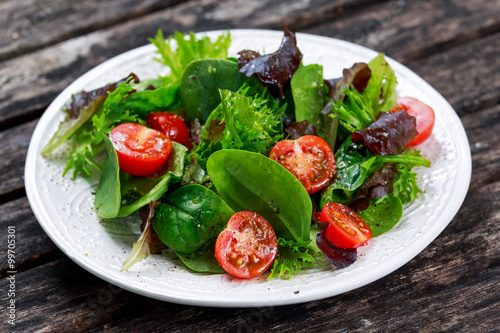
391 97 435 147
215 211 278 279
269 135 335 194
146 112 190 146
109 123 172 176
320 202 372 249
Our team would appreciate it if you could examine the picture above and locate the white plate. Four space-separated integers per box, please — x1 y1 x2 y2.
25 29 471 307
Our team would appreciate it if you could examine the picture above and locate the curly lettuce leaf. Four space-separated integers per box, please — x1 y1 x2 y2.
150 30 231 81
268 238 316 280
189 86 285 169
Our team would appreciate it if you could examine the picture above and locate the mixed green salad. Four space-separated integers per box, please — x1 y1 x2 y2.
42 29 434 279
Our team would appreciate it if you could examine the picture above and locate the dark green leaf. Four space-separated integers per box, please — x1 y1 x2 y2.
95 136 121 219
176 244 225 274
152 184 234 253
207 149 312 242
359 195 403 237
180 59 246 123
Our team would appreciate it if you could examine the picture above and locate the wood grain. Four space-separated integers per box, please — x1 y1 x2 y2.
0 0 187 62
0 120 37 201
305 0 500 63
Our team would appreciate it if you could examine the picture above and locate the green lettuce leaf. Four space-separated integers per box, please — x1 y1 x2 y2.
268 238 316 279
149 30 231 81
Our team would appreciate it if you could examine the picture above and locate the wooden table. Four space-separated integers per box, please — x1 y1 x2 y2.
1 0 499 331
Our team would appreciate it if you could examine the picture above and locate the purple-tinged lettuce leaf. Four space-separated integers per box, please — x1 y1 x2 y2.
351 110 418 155
41 74 138 157
316 228 357 269
328 62 371 100
284 120 318 139
238 29 302 98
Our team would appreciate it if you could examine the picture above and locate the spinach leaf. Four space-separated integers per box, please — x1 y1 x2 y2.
320 139 383 208
180 59 246 123
207 149 312 242
177 244 225 274
151 184 234 253
358 195 403 237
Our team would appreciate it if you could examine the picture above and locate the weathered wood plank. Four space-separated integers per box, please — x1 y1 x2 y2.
407 32 500 117
1 173 498 331
0 120 37 201
305 0 500 63
0 0 187 62
0 197 61 277
462 103 500 190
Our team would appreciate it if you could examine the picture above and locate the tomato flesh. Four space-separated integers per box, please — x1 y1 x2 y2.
320 202 372 248
109 123 172 176
269 135 335 194
391 97 435 147
215 211 278 279
146 112 190 146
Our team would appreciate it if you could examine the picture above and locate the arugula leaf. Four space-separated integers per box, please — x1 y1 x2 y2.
150 30 231 81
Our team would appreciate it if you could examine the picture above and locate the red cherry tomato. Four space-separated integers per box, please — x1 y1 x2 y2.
269 135 335 194
109 123 172 176
391 97 435 147
320 202 372 249
215 211 278 279
146 112 190 146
